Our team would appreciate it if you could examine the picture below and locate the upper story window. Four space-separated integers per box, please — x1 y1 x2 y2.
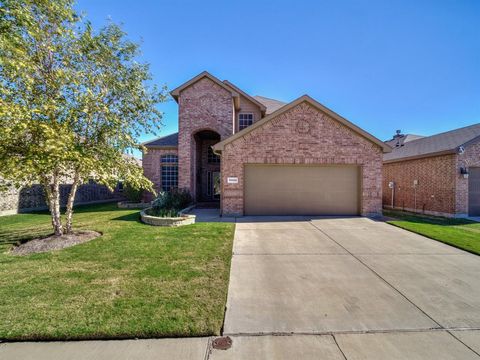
239 113 254 131
207 146 220 164
161 154 178 163
161 154 178 191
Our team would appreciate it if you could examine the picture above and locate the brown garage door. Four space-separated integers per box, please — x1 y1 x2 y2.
244 164 360 216
468 167 480 216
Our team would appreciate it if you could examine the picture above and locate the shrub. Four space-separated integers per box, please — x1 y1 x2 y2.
123 183 144 203
150 189 193 217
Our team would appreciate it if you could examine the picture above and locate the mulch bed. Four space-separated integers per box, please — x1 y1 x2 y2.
11 230 101 256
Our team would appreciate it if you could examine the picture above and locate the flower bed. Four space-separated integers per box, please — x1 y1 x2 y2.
140 205 196 227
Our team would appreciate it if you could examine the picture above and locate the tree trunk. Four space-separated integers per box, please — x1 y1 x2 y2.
43 174 63 236
65 171 80 234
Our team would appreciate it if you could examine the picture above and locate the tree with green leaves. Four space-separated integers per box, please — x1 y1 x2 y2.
0 0 166 235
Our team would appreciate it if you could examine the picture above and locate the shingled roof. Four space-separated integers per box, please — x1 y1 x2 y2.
253 95 286 114
143 132 178 148
385 134 425 148
384 123 480 162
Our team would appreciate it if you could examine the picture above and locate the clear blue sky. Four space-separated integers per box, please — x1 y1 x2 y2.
77 0 480 153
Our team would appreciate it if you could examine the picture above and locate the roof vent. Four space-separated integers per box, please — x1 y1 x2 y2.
393 129 403 139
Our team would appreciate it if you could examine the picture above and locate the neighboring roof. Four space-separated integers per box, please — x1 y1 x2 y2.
123 154 142 166
213 95 391 153
170 71 239 106
222 80 267 114
385 134 425 148
384 123 480 162
143 132 178 148
253 95 286 114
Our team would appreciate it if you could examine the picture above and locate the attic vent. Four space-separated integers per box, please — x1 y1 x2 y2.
393 129 403 139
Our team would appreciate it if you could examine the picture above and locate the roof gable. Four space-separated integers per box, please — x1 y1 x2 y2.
222 80 267 114
213 95 391 153
170 71 239 102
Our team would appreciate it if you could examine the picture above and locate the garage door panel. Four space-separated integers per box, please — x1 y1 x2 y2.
469 167 480 216
244 165 360 215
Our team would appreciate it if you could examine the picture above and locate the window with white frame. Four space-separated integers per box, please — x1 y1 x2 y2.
161 154 178 191
239 113 254 130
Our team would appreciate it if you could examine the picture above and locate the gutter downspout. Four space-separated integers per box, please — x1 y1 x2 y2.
391 185 395 209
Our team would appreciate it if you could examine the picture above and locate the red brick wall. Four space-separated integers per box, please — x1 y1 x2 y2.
456 139 480 215
142 148 178 202
382 154 457 216
220 102 384 216
177 77 234 198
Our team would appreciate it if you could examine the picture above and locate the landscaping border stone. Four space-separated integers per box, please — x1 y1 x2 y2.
140 205 196 227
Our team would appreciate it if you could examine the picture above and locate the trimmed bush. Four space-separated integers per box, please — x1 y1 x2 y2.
149 189 193 217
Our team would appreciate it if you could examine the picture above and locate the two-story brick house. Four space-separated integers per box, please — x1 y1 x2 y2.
143 71 390 216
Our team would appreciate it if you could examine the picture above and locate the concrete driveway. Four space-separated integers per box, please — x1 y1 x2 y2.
220 216 480 359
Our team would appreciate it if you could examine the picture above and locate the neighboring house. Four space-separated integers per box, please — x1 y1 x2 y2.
143 71 390 216
383 124 480 217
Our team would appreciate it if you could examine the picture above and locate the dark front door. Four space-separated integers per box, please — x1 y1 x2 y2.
469 167 480 216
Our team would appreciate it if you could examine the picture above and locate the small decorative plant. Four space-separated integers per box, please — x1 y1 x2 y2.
148 189 193 217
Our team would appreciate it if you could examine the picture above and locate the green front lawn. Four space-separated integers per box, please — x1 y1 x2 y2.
384 210 480 255
0 203 235 340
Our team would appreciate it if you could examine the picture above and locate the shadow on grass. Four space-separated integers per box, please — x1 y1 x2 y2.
71 202 121 214
0 227 53 251
112 212 142 223
384 210 477 226
25 201 120 216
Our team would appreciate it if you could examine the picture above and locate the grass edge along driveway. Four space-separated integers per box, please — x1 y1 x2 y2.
0 203 235 341
384 210 480 255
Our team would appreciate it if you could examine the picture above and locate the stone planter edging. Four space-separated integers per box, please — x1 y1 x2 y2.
140 205 196 227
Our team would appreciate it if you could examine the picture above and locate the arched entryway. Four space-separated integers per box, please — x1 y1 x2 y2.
193 130 221 204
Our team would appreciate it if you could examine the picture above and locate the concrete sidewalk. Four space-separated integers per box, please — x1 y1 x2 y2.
2 331 480 359
0 338 210 360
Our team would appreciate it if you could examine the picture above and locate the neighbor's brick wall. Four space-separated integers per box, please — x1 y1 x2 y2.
0 182 121 216
382 154 457 216
142 148 178 202
221 102 384 216
177 77 234 198
456 139 480 215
